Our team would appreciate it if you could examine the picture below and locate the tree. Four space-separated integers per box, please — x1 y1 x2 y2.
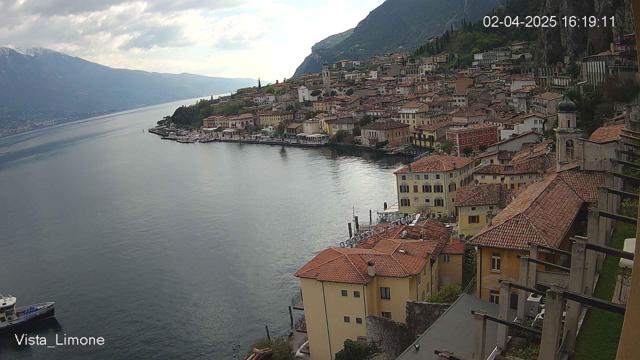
440 139 455 154
335 340 379 360
310 89 322 97
462 147 473 156
479 144 488 152
346 88 355 96
427 284 462 303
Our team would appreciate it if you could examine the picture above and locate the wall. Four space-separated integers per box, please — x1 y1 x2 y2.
457 204 495 237
476 247 526 301
439 254 463 287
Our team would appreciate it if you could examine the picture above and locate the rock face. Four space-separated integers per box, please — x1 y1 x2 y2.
293 0 501 77
538 0 633 65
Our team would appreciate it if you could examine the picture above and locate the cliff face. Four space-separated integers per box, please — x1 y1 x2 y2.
293 0 501 77
538 0 633 64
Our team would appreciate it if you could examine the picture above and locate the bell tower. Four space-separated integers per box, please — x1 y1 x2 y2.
322 63 331 95
555 96 582 168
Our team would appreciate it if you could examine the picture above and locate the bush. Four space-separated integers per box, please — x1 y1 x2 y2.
427 284 462 303
335 340 379 360
250 337 294 360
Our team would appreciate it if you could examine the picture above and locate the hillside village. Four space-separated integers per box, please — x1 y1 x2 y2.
179 33 640 360
149 20 640 360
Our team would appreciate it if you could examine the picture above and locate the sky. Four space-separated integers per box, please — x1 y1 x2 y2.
0 0 385 80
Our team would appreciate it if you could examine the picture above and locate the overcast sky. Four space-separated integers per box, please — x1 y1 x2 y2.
0 0 385 80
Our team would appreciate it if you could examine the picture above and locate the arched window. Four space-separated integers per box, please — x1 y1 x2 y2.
448 182 457 192
566 139 574 160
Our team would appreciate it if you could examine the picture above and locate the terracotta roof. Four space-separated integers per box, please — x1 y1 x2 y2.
468 170 607 250
395 155 474 174
363 120 409 131
294 238 438 284
455 184 513 208
589 124 625 144
443 241 465 255
534 92 563 101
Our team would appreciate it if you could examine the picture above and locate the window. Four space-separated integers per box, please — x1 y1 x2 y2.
434 185 443 193
401 175 407 180
417 273 422 285
380 287 391 300
491 253 501 272
354 291 360 298
448 183 456 192
443 254 451 262
489 290 500 304
434 199 444 207
341 290 348 297
400 198 411 207
469 215 480 224
399 185 410 193
356 317 363 324
381 312 392 319
422 185 432 193
435 174 441 179
424 175 429 180
415 175 420 180
344 316 351 323
413 185 419 193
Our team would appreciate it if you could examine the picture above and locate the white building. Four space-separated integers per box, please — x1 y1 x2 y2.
298 86 310 103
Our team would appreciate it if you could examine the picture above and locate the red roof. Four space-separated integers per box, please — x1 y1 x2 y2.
468 170 608 251
589 124 625 144
395 155 474 174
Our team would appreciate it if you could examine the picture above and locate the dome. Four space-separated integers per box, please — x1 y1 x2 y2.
558 96 577 112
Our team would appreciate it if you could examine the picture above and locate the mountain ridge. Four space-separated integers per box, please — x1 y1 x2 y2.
0 47 255 135
293 0 501 76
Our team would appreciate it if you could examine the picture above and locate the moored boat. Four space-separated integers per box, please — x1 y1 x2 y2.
0 294 55 334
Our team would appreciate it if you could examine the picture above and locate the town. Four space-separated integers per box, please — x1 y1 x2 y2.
146 16 640 360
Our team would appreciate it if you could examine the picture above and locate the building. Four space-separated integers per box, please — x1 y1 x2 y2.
395 155 475 216
555 97 582 168
298 86 311 103
323 117 358 136
485 131 543 153
313 99 337 113
257 111 294 128
445 124 499 154
361 120 410 147
295 220 462 360
472 163 545 190
455 184 513 238
303 118 323 134
468 170 608 302
499 114 546 140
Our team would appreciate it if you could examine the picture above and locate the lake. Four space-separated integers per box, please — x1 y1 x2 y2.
0 99 403 359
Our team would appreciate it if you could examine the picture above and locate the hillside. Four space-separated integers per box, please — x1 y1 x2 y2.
293 0 501 76
0 47 255 135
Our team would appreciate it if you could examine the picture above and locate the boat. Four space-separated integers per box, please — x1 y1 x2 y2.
0 294 55 334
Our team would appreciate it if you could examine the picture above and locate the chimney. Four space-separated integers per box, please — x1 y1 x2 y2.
367 261 376 277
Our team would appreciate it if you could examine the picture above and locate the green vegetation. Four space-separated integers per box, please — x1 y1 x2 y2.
427 284 462 303
167 98 252 128
568 79 640 136
439 139 454 154
574 222 635 360
334 340 379 360
250 337 294 360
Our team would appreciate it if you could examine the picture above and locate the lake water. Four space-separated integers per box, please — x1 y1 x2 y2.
0 99 403 359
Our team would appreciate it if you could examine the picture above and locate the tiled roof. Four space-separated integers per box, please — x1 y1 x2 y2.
294 238 438 284
443 241 465 255
589 123 625 144
455 184 513 208
363 120 409 131
534 92 563 101
468 170 607 250
395 155 474 174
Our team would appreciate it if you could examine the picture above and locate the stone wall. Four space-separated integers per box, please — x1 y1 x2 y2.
366 302 451 359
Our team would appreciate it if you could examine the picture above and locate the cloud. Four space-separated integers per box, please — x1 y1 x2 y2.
0 0 386 79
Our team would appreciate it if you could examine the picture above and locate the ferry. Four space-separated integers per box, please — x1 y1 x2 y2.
0 294 55 334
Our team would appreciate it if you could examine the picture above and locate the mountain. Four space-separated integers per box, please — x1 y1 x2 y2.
293 0 501 76
0 47 255 134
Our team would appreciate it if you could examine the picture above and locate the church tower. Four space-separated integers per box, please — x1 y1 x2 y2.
322 63 331 95
555 96 582 168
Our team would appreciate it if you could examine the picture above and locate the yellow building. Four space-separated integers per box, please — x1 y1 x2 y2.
294 220 463 359
454 183 513 238
395 155 475 217
257 111 294 128
468 170 607 302
472 164 543 190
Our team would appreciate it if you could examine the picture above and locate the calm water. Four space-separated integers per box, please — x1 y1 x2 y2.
0 99 403 359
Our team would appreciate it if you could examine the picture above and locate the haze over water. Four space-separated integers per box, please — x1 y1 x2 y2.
0 99 402 359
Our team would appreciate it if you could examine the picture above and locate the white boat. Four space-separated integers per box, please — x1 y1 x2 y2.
0 294 55 334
